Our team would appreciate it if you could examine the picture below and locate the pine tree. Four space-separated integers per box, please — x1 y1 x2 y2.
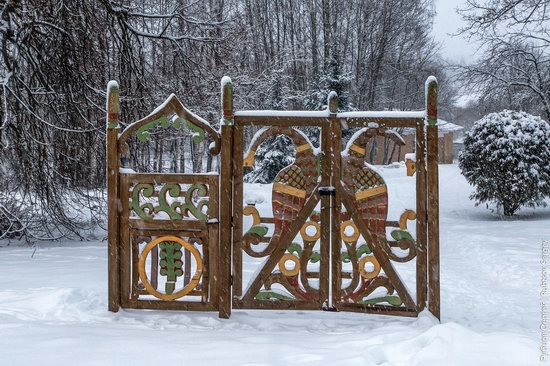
459 110 550 216
244 134 295 183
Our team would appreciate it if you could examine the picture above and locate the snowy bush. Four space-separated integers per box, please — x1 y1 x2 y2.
459 110 550 216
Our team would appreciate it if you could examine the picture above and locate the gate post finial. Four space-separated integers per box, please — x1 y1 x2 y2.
107 80 120 129
425 76 438 126
327 91 338 115
221 76 234 126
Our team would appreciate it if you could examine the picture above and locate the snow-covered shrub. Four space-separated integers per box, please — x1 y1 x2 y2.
459 110 550 216
244 135 295 184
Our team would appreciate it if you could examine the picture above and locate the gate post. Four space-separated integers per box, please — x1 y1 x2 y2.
219 77 234 319
328 91 341 309
106 81 121 312
426 77 440 320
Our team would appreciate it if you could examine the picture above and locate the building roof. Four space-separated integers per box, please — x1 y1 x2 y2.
398 119 464 136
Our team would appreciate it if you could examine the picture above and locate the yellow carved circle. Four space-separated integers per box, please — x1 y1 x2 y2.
278 254 300 276
300 221 321 242
340 220 359 242
138 235 203 301
358 256 381 279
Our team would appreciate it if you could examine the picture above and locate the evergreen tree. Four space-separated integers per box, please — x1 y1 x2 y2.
244 134 295 184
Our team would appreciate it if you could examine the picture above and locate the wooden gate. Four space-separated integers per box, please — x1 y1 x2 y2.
107 76 440 320
107 86 222 314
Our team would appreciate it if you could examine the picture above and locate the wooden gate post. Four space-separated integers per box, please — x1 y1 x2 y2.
426 76 440 319
106 81 121 312
327 92 341 309
219 77 234 319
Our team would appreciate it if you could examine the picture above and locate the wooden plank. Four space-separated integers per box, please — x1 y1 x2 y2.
427 125 440 319
219 125 234 318
130 228 207 238
331 119 342 308
130 234 139 300
106 81 120 312
232 123 244 298
208 174 220 308
233 116 422 128
416 121 428 312
233 299 321 311
128 219 208 231
107 127 120 312
335 303 418 317
319 125 331 308
234 116 330 127
126 299 216 312
119 173 131 308
345 118 421 129
122 172 217 184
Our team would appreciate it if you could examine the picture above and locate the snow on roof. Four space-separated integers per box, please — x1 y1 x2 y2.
437 119 464 132
399 119 464 135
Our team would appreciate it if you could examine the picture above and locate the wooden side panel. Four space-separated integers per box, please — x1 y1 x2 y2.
427 125 440 319
119 173 131 308
232 124 244 298
330 120 342 308
416 122 428 311
107 81 120 313
107 128 120 312
208 175 220 309
219 125 234 318
319 125 331 307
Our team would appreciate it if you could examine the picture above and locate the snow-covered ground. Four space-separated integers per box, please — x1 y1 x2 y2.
1 164 547 365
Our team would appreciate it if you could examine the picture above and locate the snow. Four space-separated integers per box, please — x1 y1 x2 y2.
338 110 426 119
0 164 547 365
221 75 232 88
105 80 119 110
405 153 416 162
235 110 331 118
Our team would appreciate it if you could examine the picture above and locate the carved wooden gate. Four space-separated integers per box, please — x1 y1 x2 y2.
107 77 440 320
107 86 223 313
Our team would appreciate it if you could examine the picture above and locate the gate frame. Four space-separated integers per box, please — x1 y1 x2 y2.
107 76 440 320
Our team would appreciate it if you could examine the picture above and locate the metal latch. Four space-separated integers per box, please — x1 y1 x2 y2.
318 186 336 196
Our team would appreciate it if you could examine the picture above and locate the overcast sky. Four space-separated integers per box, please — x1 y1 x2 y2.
433 0 477 63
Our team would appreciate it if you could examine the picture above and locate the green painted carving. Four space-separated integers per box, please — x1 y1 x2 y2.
130 184 155 220
391 230 415 243
309 251 321 263
286 242 320 263
184 183 209 221
287 242 302 255
130 183 209 221
185 119 206 144
246 224 268 238
136 116 170 142
341 244 371 263
155 183 183 220
159 241 184 294
357 295 403 306
255 290 294 301
135 115 207 144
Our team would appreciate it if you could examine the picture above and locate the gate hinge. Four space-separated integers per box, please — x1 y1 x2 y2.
319 186 336 196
